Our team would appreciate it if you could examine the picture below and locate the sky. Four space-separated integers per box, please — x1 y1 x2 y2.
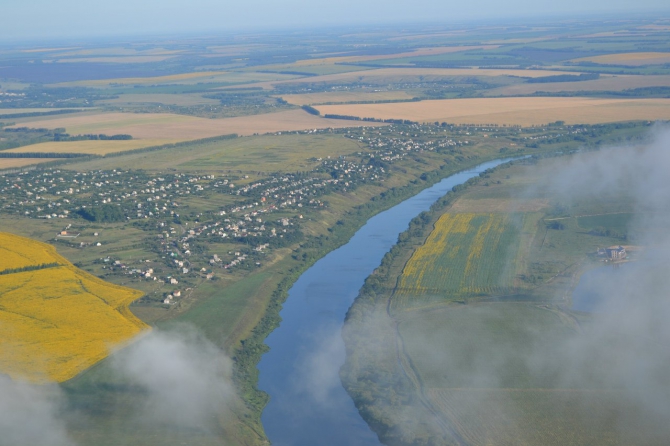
2 0 669 42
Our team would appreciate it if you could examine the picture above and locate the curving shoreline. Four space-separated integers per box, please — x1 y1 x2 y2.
256 158 518 445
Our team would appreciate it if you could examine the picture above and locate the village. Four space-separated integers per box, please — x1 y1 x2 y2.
0 121 594 307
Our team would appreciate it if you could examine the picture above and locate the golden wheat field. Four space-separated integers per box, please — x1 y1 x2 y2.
7 139 173 155
315 97 670 126
0 158 60 170
11 109 383 140
0 233 147 382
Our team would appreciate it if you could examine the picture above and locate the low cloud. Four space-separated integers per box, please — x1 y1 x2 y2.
0 375 74 446
110 326 237 430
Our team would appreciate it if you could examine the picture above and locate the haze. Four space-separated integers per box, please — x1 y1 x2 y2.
2 0 669 41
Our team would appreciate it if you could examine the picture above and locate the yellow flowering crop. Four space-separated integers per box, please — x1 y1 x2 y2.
0 232 63 271
0 232 148 383
395 213 520 309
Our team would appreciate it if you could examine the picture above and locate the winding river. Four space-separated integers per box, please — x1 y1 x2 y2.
257 158 518 446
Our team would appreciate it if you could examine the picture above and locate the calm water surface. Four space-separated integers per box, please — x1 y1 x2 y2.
257 158 518 446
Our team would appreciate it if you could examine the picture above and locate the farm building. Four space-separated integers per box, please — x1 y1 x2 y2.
598 245 626 260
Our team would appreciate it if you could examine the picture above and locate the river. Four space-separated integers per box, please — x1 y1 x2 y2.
257 158 519 446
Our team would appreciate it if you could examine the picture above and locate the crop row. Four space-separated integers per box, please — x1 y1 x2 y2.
393 213 520 310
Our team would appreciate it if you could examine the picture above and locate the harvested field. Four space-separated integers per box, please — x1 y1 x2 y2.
0 158 59 170
487 74 670 96
8 139 173 155
572 52 670 66
315 97 670 126
0 232 147 382
279 90 415 105
8 109 384 140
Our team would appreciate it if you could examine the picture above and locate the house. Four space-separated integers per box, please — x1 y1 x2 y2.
598 245 626 260
607 245 626 260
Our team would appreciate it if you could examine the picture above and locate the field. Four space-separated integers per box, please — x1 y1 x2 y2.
11 109 383 139
572 52 670 66
487 74 670 96
61 132 365 172
315 97 670 126
0 232 147 382
0 232 63 271
54 71 299 88
426 388 629 446
394 213 521 308
279 90 416 105
397 303 665 445
243 68 589 90
289 45 500 65
0 108 82 115
0 158 60 170
100 93 220 106
7 139 173 155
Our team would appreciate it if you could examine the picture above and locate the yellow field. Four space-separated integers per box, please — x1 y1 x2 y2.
0 232 62 271
279 90 415 105
8 139 173 155
0 233 147 382
10 109 383 139
315 97 670 126
0 158 60 170
572 52 670 66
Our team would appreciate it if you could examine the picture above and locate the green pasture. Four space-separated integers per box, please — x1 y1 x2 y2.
64 133 364 173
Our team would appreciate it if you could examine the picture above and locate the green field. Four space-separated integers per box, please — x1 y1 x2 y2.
394 213 522 310
342 152 668 446
63 133 364 173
